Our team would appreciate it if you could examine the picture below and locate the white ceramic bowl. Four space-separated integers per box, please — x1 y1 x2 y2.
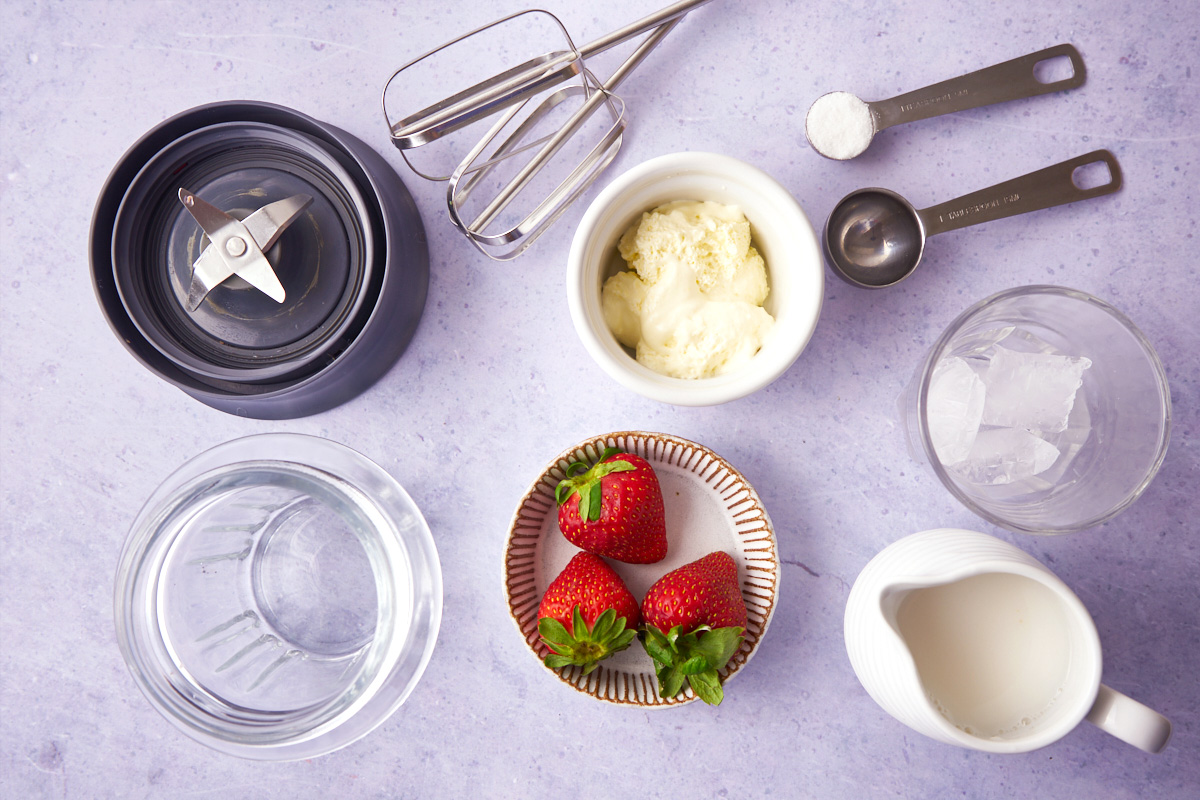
567 152 824 406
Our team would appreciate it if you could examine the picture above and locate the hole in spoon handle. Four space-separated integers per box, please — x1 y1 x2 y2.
1070 150 1123 195
872 43 1086 131
918 149 1123 237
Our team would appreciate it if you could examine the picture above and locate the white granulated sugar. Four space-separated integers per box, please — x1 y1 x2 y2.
805 91 874 160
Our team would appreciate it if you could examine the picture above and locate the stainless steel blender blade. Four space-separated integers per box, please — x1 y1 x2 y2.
179 188 313 310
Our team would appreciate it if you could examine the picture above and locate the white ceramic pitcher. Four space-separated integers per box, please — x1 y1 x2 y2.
844 528 1171 754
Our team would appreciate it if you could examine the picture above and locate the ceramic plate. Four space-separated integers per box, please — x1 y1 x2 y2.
504 431 779 706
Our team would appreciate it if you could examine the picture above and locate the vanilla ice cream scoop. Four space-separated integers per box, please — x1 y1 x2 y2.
601 201 773 380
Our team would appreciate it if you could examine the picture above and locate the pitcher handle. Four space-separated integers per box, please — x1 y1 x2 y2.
1085 684 1172 753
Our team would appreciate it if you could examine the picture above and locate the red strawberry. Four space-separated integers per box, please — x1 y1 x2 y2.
642 551 749 632
555 448 667 564
639 551 748 706
537 552 641 674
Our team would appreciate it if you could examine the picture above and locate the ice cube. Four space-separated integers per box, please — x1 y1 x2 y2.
952 428 1061 486
927 356 987 465
981 346 1091 433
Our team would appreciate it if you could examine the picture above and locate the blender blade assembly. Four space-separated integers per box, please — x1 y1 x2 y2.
179 188 313 310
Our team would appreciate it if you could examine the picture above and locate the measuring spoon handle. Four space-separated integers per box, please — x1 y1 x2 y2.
917 150 1122 238
871 44 1086 131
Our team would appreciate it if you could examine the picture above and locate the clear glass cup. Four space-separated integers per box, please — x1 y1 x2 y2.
900 286 1171 534
114 433 442 760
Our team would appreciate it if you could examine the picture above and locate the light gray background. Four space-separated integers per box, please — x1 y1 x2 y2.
2 0 1197 797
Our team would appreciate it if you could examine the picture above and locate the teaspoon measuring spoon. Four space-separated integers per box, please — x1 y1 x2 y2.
823 149 1122 288
806 44 1086 160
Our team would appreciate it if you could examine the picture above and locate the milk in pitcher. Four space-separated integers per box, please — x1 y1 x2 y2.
896 573 1072 738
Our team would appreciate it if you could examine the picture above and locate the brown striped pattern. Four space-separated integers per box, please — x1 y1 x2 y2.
503 431 780 707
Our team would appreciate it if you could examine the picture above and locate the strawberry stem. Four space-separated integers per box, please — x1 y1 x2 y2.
639 624 745 706
554 448 637 521
538 606 637 675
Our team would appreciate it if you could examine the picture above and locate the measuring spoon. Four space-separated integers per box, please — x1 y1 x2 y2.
805 44 1086 160
823 150 1122 288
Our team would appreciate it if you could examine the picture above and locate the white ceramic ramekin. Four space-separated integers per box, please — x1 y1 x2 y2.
567 152 824 406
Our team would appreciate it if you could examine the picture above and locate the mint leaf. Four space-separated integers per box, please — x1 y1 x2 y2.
680 655 710 675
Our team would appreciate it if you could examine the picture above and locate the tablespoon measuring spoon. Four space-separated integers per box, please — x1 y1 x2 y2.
806 44 1086 160
824 149 1122 288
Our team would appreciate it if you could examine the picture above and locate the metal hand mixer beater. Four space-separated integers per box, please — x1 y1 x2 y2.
382 0 714 260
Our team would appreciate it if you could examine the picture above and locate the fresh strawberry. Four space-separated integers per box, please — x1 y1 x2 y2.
639 551 748 706
555 447 667 564
537 552 641 674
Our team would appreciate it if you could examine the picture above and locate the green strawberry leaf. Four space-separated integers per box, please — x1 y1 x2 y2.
640 627 674 667
640 624 741 705
537 617 574 648
642 624 670 648
643 637 673 667
538 605 636 674
694 626 745 671
675 629 704 653
688 669 725 706
553 448 637 519
570 606 587 640
593 447 628 468
600 614 636 653
555 476 578 505
590 609 616 642
581 481 602 522
658 664 686 699
612 628 637 651
665 624 685 648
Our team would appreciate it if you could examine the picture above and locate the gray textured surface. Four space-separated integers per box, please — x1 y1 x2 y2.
1 0 1197 797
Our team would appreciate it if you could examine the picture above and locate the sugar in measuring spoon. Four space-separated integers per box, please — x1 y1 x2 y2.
823 150 1122 288
805 44 1086 160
